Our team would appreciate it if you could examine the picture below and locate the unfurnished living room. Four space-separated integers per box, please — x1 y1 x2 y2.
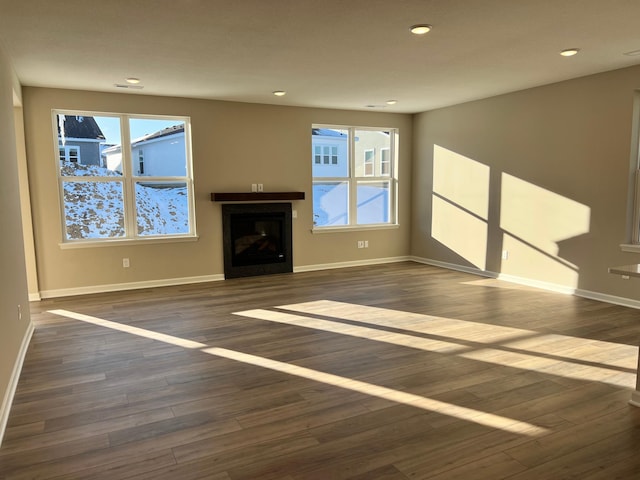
2 1 640 479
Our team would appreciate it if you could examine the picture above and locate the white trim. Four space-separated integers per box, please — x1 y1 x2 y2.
39 274 224 299
574 288 640 310
59 234 199 249
410 256 495 279
630 390 640 408
0 321 34 447
411 255 640 309
620 243 640 253
312 224 400 234
29 292 41 302
294 256 411 273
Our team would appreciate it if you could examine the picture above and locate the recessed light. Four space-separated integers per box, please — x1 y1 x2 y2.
560 48 580 57
410 24 432 35
125 77 141 84
386 100 398 105
273 90 286 97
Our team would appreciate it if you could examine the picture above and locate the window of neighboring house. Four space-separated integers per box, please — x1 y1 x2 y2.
381 147 390 176
59 145 80 163
138 149 145 175
311 125 398 228
363 149 374 176
314 145 339 165
54 111 196 243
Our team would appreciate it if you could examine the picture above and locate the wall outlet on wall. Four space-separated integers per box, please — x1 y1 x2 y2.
364 240 369 248
357 240 364 249
501 250 509 260
251 184 257 192
123 258 130 268
292 210 297 218
258 184 264 192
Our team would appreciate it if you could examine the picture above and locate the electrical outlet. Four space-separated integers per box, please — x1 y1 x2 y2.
258 184 264 192
357 241 364 248
292 210 297 218
251 184 257 192
123 258 130 268
364 240 369 248
501 250 509 260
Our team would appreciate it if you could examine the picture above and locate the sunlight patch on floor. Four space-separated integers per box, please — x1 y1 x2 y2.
237 300 637 388
48 308 549 437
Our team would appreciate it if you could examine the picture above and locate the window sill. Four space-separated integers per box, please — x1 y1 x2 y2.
620 244 640 253
59 235 199 249
312 224 399 234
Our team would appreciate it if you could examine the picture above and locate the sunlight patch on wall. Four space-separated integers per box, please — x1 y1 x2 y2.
500 173 590 287
432 145 490 270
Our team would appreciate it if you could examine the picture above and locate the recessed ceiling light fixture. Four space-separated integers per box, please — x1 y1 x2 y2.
410 24 432 35
386 100 398 105
273 90 286 96
125 77 141 84
560 48 580 57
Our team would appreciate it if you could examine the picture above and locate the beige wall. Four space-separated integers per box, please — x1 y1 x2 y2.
0 45 32 440
23 88 413 295
412 64 640 300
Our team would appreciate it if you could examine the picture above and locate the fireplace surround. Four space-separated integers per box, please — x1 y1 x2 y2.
221 203 293 279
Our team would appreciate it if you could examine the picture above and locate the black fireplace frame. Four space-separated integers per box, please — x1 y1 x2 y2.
222 203 293 279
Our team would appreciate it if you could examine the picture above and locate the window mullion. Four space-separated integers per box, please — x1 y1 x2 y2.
348 127 357 225
120 115 137 238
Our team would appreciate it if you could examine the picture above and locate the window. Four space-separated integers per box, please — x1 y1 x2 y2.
381 148 390 176
311 125 397 228
363 149 374 176
54 111 196 243
138 149 145 175
314 145 338 165
59 145 80 163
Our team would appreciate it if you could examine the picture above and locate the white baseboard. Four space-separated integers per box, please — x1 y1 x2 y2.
0 321 34 447
629 390 640 408
34 256 640 311
39 274 225 299
410 256 640 310
294 256 412 273
28 292 41 302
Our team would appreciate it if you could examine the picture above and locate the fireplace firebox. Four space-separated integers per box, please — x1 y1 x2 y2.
222 203 293 279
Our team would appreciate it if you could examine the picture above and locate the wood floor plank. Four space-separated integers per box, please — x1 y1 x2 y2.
1 262 639 479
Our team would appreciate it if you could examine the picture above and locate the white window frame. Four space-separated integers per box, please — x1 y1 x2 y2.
53 110 197 246
312 124 398 231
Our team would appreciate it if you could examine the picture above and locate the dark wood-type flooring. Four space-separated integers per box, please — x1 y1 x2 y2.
2 262 640 479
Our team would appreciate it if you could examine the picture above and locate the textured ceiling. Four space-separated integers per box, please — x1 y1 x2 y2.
2 0 640 113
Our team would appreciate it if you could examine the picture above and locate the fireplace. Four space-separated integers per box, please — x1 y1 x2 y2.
222 203 293 279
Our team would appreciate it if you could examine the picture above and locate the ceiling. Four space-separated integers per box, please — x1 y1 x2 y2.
2 0 640 114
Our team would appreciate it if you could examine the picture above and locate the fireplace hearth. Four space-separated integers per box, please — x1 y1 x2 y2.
222 203 293 279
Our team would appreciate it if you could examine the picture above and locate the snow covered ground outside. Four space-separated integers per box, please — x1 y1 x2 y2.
61 163 189 239
313 183 389 226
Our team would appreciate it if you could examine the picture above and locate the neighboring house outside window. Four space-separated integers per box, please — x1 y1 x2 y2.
55 111 196 243
312 125 398 228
